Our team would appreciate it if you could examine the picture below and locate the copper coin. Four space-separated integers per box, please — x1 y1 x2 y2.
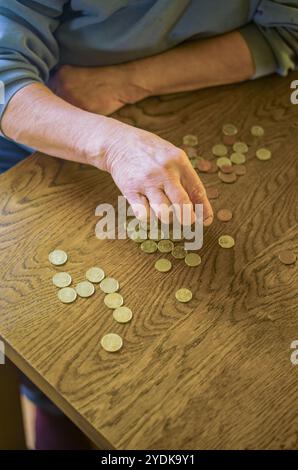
182 146 198 159
217 209 233 222
278 251 296 265
220 165 234 174
222 134 236 146
207 161 218 174
197 159 212 173
206 187 219 200
218 171 237 183
233 164 246 176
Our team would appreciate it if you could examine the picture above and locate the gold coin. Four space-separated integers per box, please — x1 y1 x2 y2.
49 249 68 266
113 306 133 323
52 272 72 288
130 231 146 243
278 250 296 265
100 333 123 353
222 124 238 136
104 292 124 309
212 144 228 157
172 245 188 259
100 277 119 293
183 134 198 146
57 287 77 304
157 240 174 253
185 253 201 267
218 235 235 248
232 142 248 153
76 281 95 298
86 267 105 283
175 288 193 303
155 258 172 272
256 148 271 161
141 240 158 254
251 125 264 137
230 152 246 164
216 157 232 168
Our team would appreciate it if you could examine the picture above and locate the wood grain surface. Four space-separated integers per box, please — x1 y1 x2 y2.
0 72 297 450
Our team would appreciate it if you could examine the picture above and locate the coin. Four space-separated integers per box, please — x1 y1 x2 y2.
100 333 123 353
52 272 72 288
233 164 246 176
157 240 174 253
217 209 233 222
49 249 68 266
222 123 238 136
216 157 232 168
141 240 158 254
183 134 198 146
130 231 146 243
220 165 234 174
206 187 219 200
218 171 237 183
100 277 119 293
155 258 172 272
207 161 219 174
57 287 77 304
86 267 105 283
256 148 271 161
232 142 248 153
172 245 187 259
197 159 212 173
212 144 228 157
182 146 198 158
278 251 296 265
251 125 264 137
76 281 95 298
185 253 201 267
113 306 133 323
175 288 193 303
230 152 246 165
104 292 124 309
218 235 235 248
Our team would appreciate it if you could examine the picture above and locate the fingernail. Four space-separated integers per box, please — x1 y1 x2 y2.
203 215 213 227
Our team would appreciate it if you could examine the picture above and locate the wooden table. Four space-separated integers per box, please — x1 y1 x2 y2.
0 72 297 450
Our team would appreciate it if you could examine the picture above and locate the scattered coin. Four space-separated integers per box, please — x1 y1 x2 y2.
218 171 237 183
221 165 234 174
49 249 68 266
52 272 72 288
278 250 296 265
172 245 188 259
175 288 193 303
230 152 246 165
183 134 198 146
251 125 264 137
216 157 232 168
104 292 124 309
212 144 228 157
232 142 248 153
100 277 119 293
185 253 201 267
141 240 158 254
183 146 198 158
58 287 77 304
222 123 238 136
76 281 95 298
130 231 146 243
86 267 105 283
113 306 133 323
218 235 235 248
157 240 174 253
101 333 123 353
197 158 212 173
207 161 219 174
256 148 271 161
233 164 246 176
155 258 172 272
217 209 233 222
206 187 219 200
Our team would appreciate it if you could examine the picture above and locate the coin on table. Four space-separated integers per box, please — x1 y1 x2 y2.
183 146 198 158
183 134 198 146
175 288 193 303
207 161 219 174
86 267 105 283
52 272 72 288
155 258 172 272
222 123 238 136
278 250 296 265
206 187 219 200
230 152 246 165
218 235 235 248
100 277 119 293
216 157 232 168
130 231 146 243
185 253 201 267
251 125 264 137
100 333 123 353
197 158 212 173
49 249 68 266
232 142 248 154
172 245 188 259
113 306 133 323
233 164 246 176
220 165 234 174
141 240 158 254
157 239 174 253
212 144 228 157
217 209 233 222
76 281 95 298
104 292 124 309
58 287 77 304
218 171 237 184
256 148 271 161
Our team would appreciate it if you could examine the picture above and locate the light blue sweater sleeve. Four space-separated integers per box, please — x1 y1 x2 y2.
0 0 66 124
